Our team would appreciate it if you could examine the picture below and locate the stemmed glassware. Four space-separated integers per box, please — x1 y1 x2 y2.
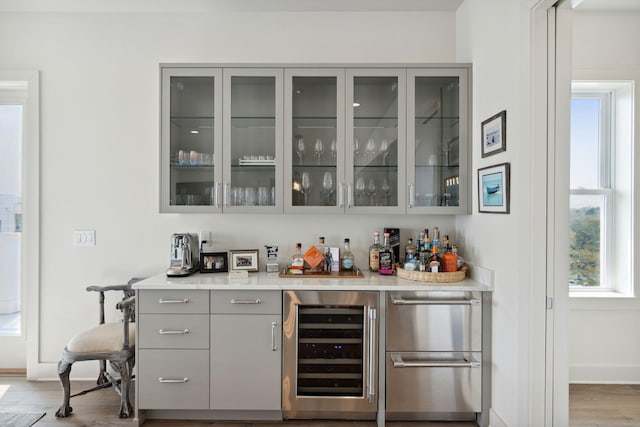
296 138 305 163
354 138 360 158
301 171 311 206
330 138 337 159
313 138 324 162
380 139 390 166
321 171 334 206
381 178 391 206
365 138 376 159
355 176 366 206
366 178 377 206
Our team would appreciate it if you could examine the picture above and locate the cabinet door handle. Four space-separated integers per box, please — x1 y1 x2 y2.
391 353 480 368
223 182 230 208
159 329 190 335
214 180 222 208
347 183 353 208
408 184 415 208
271 321 278 351
338 183 345 208
367 307 377 403
158 377 189 383
230 298 262 304
391 297 480 306
158 298 190 304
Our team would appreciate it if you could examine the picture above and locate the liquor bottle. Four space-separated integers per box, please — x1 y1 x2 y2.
368 231 381 272
452 244 465 270
403 246 419 271
441 242 458 272
427 245 442 273
317 236 328 272
432 226 440 252
404 238 414 262
423 228 432 255
378 232 395 275
341 238 355 271
291 243 304 270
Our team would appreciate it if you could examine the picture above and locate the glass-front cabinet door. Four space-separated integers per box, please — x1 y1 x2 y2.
346 69 406 214
284 69 345 213
223 69 283 213
160 68 223 213
407 68 469 214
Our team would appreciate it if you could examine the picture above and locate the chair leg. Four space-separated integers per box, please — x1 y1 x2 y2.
111 360 133 418
97 359 109 386
55 359 73 417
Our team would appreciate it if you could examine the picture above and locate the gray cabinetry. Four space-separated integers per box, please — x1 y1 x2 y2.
210 290 282 411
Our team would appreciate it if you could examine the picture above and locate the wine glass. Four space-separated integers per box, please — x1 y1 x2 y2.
380 139 390 166
355 176 366 206
366 178 377 206
354 138 360 157
321 171 334 206
381 178 391 205
313 138 324 162
296 138 305 163
365 138 376 159
330 138 337 159
301 171 311 205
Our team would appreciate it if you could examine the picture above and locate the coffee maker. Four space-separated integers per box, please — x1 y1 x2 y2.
166 233 200 277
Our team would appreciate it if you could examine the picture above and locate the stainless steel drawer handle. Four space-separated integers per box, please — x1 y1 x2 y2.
271 321 278 351
158 377 189 383
392 297 480 306
230 298 262 304
158 298 190 304
391 353 480 369
158 329 190 335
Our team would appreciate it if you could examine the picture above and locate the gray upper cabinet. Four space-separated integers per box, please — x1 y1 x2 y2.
160 64 470 215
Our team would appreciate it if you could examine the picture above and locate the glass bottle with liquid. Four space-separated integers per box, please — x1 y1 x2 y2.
427 245 442 273
378 232 395 275
291 243 304 271
369 231 381 272
341 238 355 271
441 242 458 272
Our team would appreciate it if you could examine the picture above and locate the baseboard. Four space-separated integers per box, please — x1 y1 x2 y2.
489 408 509 427
570 364 640 383
0 368 26 376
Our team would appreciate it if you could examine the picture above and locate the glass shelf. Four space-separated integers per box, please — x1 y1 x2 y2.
353 117 398 129
293 117 337 129
231 117 276 128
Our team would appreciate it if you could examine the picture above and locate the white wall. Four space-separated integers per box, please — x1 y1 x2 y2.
0 8 463 377
456 1 535 426
568 11 640 383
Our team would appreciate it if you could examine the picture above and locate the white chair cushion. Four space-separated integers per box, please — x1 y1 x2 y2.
67 323 135 353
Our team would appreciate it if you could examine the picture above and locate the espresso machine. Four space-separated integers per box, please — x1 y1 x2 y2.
166 233 199 277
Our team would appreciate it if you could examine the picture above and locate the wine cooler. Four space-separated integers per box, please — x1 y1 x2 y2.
282 291 378 419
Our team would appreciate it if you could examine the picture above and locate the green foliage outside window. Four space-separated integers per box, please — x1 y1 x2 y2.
569 207 600 286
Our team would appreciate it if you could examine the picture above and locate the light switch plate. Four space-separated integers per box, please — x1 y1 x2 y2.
73 230 96 246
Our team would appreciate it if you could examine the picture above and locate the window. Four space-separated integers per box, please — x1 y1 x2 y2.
569 81 634 295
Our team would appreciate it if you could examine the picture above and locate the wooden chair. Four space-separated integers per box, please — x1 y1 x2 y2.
55 277 142 419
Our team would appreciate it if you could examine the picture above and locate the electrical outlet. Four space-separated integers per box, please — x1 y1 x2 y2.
73 230 96 247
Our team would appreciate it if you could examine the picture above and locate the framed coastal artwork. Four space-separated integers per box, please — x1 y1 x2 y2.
481 110 507 157
478 162 510 214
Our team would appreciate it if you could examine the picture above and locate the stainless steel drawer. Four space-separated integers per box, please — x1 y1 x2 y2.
211 290 281 314
386 291 481 352
138 349 209 409
138 290 209 314
138 314 209 349
386 351 481 419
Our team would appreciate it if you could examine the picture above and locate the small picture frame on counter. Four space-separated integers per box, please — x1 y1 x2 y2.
229 249 260 272
478 162 510 214
200 252 228 273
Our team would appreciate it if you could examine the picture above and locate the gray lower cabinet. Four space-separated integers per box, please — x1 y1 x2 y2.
210 290 282 411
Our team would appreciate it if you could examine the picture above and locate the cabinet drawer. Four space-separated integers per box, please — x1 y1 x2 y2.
211 290 281 314
138 314 209 349
138 290 209 314
386 351 481 419
138 349 209 409
386 291 481 352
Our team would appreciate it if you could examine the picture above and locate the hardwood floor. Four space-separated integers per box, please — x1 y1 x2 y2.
1 376 639 426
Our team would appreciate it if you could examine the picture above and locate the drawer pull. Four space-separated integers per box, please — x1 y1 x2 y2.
158 298 190 304
391 353 480 368
158 329 190 335
230 298 262 305
392 297 480 306
158 377 189 383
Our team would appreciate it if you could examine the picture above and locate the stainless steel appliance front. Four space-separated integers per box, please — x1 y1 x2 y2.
283 290 378 420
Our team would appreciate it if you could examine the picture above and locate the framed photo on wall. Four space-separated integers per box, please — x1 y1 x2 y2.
481 110 507 157
229 249 260 272
200 252 228 273
478 162 510 214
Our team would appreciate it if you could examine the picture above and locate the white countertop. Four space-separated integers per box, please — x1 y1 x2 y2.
133 265 494 292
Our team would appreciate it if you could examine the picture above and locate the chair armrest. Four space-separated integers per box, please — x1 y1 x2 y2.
86 284 131 293
116 295 135 310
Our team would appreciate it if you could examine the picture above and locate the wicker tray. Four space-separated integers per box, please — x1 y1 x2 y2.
396 266 467 283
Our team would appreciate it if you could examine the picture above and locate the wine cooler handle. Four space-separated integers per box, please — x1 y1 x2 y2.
223 181 230 208
408 183 415 208
367 307 377 403
338 183 345 208
214 180 222 208
392 297 480 306
391 353 481 369
271 321 278 351
347 183 353 208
